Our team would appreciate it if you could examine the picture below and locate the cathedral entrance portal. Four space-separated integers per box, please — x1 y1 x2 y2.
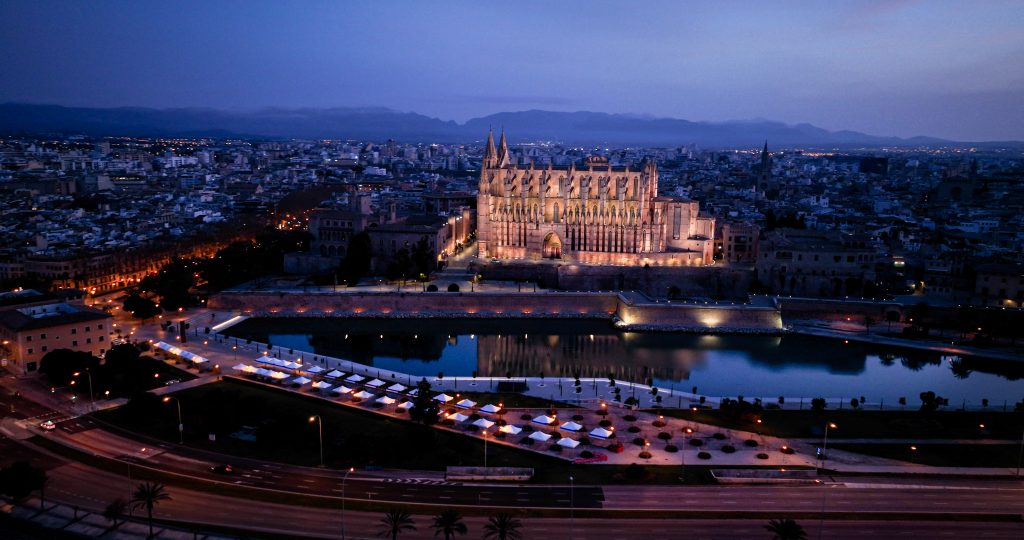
542 233 562 259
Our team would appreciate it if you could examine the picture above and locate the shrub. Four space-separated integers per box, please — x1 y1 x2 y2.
579 437 591 446
665 445 679 453
689 439 704 447
426 284 438 292
623 463 647 480
447 283 460 292
599 419 612 428
496 419 507 426
657 432 671 440
756 453 769 460
721 445 736 454
580 450 594 459
632 437 647 447
623 415 638 422
521 438 534 446
744 439 758 447
712 433 726 440
468 413 481 421
550 432 562 441
520 414 533 421
638 451 652 459
596 409 609 417
549 444 562 452
572 414 584 421
811 397 827 411
493 431 505 439
780 446 795 455
627 426 641 433
697 451 711 460
608 442 624 452
466 424 479 432
652 420 666 428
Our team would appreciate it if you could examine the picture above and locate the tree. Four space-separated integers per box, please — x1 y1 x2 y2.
431 509 467 540
103 497 127 530
482 513 523 540
765 518 807 540
447 283 460 292
919 391 945 412
343 231 373 285
123 293 162 320
409 378 439 425
0 461 47 505
810 397 827 412
131 482 171 538
39 349 100 387
378 509 416 540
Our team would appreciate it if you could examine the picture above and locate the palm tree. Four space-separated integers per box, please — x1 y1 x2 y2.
103 498 127 530
379 509 416 540
764 518 807 540
431 509 467 539
131 482 171 538
482 513 523 540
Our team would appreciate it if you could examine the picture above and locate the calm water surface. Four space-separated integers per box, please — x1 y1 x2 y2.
223 318 1024 405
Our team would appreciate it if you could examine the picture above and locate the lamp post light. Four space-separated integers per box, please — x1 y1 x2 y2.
482 429 489 468
341 467 354 539
309 415 324 467
73 370 94 411
569 474 575 540
820 422 837 470
162 396 183 444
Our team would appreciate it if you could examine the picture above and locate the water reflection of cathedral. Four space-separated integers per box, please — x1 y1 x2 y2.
474 333 709 383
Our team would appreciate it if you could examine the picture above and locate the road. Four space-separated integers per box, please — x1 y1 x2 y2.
41 462 1024 539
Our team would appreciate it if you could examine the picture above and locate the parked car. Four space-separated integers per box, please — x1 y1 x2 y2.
39 420 56 431
209 464 234 475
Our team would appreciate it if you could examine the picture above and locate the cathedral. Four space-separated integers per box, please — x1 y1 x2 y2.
477 130 715 266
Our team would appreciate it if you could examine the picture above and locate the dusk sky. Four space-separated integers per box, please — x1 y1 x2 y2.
2 0 1023 141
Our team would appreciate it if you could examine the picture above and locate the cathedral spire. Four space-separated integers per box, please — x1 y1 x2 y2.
484 128 497 167
496 128 510 167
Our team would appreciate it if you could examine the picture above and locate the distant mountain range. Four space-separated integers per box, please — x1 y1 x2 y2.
1 102 1018 148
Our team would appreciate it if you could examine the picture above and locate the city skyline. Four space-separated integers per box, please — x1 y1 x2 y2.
2 1 1023 141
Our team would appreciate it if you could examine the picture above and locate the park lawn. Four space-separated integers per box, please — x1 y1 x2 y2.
95 378 718 484
657 408 1024 440
830 443 1023 468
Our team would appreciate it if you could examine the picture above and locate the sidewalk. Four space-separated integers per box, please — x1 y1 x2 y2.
791 321 1024 362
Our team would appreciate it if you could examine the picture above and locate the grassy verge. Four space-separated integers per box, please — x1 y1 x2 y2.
657 408 1024 440
93 378 713 484
830 443 1024 468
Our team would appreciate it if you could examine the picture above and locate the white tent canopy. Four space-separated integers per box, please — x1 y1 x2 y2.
560 421 583 432
455 399 477 409
397 401 413 410
376 396 397 405
365 378 385 388
387 383 407 393
449 412 469 423
479 404 501 414
345 374 365 383
433 393 453 403
307 365 324 374
353 390 375 399
589 427 614 439
231 363 250 371
154 341 207 363
291 376 312 385
255 355 279 366
311 381 333 390
325 369 344 378
528 431 551 442
531 415 555 426
499 425 522 435
282 360 301 370
557 437 580 448
331 386 353 394
269 371 288 380
255 368 274 377
472 418 494 429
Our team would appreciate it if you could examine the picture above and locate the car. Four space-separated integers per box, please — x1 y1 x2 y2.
164 379 181 386
39 420 56 431
209 464 234 475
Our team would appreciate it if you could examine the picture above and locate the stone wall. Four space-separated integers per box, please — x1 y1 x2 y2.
209 289 783 333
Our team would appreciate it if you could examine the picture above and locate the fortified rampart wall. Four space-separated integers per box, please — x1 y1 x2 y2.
208 290 783 332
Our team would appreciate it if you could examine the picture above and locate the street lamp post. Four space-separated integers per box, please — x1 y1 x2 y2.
162 396 183 444
569 474 575 540
73 370 94 411
820 422 837 470
309 415 324 467
482 429 488 468
341 467 354 540
1017 428 1024 477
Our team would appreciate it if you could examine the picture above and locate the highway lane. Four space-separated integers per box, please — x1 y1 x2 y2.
41 463 1024 540
41 420 1024 516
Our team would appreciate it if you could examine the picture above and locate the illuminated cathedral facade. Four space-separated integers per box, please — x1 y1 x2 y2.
477 131 715 266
